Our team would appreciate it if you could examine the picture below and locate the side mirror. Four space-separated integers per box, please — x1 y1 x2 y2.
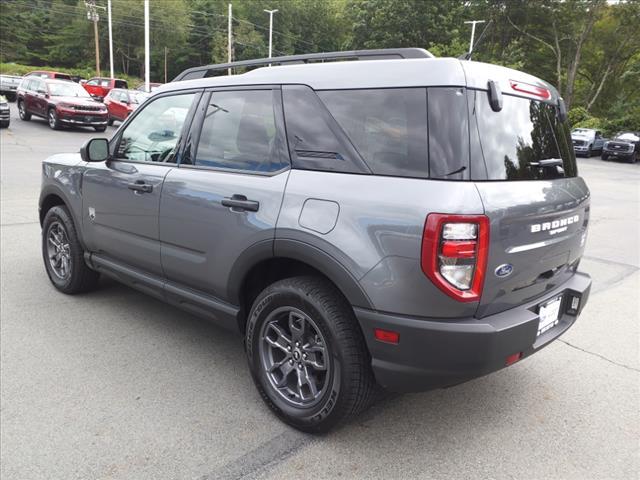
487 80 503 112
80 138 109 162
557 97 568 123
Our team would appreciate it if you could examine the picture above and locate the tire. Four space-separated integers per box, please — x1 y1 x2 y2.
601 154 608 161
107 117 114 126
18 100 31 121
0 120 8 128
7 93 16 102
48 108 61 130
586 145 592 157
245 276 377 433
94 126 107 132
628 152 638 164
42 205 99 294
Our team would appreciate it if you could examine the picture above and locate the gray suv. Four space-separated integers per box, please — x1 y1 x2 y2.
39 48 591 432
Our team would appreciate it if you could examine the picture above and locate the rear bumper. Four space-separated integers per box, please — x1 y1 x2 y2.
355 271 591 393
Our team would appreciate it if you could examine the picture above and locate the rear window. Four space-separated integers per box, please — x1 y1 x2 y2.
115 80 128 89
53 73 72 80
472 91 576 180
317 88 428 178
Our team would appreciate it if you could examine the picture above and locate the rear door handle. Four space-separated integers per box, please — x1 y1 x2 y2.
221 194 260 212
128 181 153 193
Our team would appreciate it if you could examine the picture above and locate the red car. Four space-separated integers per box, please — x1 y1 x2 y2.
17 77 108 131
83 77 128 101
103 88 149 125
25 70 73 81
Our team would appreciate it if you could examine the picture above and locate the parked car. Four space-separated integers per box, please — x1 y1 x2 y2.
0 74 22 101
103 88 149 125
17 77 108 131
571 128 605 157
0 95 10 127
38 48 591 433
82 77 128 101
601 131 640 163
135 82 163 92
25 70 73 81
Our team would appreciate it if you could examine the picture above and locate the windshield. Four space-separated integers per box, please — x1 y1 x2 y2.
48 82 91 98
615 132 639 142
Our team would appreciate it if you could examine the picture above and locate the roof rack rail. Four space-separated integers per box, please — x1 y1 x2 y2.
172 48 434 82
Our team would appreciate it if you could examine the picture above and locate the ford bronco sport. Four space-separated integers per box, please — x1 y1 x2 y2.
39 48 591 432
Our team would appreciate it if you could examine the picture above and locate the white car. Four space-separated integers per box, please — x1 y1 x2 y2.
571 128 605 157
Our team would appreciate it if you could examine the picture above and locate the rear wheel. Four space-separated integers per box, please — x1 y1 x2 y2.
245 276 377 433
18 100 30 121
42 205 99 294
48 108 61 130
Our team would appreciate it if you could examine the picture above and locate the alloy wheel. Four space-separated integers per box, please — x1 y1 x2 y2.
46 221 71 280
259 306 330 408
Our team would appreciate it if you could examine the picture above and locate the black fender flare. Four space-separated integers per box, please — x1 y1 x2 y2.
226 238 373 310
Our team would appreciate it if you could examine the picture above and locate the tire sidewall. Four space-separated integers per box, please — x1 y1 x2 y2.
246 285 345 430
42 206 80 292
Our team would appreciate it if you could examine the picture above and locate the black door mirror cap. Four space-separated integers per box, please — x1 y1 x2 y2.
487 80 503 112
80 138 109 162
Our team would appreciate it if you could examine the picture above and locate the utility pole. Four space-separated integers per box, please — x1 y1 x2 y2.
144 0 150 92
228 3 233 75
164 47 168 83
107 0 114 78
263 9 278 59
464 20 485 58
85 1 105 76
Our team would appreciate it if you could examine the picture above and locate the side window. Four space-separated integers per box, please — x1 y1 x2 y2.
100 79 110 87
317 88 428 178
115 93 196 164
87 79 99 86
428 87 470 179
282 85 368 174
193 89 287 172
114 80 128 89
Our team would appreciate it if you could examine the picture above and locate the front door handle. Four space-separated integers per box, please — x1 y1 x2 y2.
128 180 153 193
221 194 260 212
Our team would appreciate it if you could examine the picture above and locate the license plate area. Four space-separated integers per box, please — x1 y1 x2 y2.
537 295 563 336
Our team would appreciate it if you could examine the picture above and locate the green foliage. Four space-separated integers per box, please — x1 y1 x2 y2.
0 62 142 85
1 0 638 131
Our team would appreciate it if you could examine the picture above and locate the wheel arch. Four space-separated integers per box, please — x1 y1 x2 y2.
229 239 373 334
39 185 87 248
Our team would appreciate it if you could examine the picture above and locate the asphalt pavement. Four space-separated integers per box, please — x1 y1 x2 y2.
1 102 638 480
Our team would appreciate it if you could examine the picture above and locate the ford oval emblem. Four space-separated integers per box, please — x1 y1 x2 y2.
495 264 514 278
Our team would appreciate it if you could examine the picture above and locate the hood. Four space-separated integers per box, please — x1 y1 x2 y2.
52 96 104 107
614 133 640 143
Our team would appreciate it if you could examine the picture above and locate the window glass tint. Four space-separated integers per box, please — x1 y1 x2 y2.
318 88 428 178
282 85 367 174
116 93 195 163
474 92 576 180
428 87 469 179
194 90 286 172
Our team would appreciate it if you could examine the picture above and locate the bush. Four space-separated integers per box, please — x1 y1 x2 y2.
568 107 591 126
0 62 143 86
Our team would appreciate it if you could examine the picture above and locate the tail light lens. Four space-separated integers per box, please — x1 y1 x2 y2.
421 214 490 302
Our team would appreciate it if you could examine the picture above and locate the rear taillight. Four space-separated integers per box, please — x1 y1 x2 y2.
421 214 490 302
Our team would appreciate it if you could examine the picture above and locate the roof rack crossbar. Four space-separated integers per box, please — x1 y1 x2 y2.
172 48 434 82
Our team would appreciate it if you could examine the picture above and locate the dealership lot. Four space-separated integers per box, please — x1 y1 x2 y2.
1 102 638 479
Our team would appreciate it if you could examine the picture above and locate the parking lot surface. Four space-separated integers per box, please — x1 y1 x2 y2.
1 102 639 480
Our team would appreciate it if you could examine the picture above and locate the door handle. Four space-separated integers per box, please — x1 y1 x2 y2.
128 181 153 193
221 194 260 212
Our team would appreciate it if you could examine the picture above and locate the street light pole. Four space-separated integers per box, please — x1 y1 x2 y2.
107 0 114 78
144 0 150 92
263 9 278 59
464 20 485 58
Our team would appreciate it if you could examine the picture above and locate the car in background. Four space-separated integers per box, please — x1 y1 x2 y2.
135 82 163 92
0 74 22 101
571 128 605 157
25 70 73 81
103 88 149 125
83 77 128 101
0 95 10 128
17 77 108 131
601 131 639 163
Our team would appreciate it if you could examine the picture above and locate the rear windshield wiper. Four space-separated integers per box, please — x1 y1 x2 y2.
529 158 563 168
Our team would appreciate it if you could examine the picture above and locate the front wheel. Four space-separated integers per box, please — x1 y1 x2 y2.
245 276 377 433
601 154 609 161
48 108 61 130
586 145 592 157
107 117 114 126
18 100 31 121
42 205 99 294
94 125 107 132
